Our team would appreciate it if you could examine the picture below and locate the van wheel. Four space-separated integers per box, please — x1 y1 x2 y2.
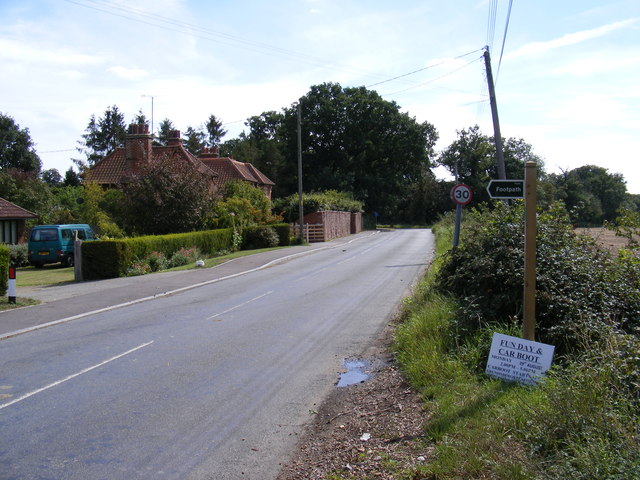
64 254 74 268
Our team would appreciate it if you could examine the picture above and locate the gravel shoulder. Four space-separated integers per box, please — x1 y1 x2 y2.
277 321 433 479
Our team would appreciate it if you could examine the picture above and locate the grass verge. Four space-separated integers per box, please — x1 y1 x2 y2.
392 217 640 479
0 297 40 311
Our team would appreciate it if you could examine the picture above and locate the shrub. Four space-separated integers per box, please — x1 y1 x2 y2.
169 246 202 268
242 226 279 250
435 201 640 357
273 190 364 222
146 251 169 272
0 245 9 295
126 261 151 277
8 243 29 267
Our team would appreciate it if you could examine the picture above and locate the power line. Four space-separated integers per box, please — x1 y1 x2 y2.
366 48 484 89
496 0 514 82
63 0 405 84
380 55 484 97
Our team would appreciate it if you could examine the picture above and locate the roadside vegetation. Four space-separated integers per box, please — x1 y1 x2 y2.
393 203 640 479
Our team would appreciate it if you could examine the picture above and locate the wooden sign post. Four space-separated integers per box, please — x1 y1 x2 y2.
523 161 537 340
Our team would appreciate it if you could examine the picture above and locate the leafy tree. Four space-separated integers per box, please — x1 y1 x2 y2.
0 113 42 173
121 157 214 235
438 125 543 206
0 170 54 222
41 168 62 187
547 165 629 226
75 105 127 170
79 182 123 237
205 114 227 147
211 180 281 229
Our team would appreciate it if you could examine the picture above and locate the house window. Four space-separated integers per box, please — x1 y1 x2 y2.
0 220 17 244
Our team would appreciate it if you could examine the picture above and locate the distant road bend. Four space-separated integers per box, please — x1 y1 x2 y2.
0 229 435 479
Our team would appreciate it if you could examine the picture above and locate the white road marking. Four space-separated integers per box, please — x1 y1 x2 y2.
0 341 154 410
207 291 273 320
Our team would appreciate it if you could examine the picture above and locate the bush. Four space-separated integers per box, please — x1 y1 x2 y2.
435 202 640 357
0 245 8 295
146 251 169 272
242 226 279 250
8 243 29 267
169 246 202 268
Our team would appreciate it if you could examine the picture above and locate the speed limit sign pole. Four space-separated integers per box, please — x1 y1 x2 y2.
450 184 472 248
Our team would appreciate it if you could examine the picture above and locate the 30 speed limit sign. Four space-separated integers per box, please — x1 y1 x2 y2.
450 183 473 206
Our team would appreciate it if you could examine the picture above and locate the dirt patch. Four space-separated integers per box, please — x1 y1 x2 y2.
277 325 432 480
575 227 633 253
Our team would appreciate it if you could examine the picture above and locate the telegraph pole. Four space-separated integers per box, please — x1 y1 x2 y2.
297 102 305 243
483 47 506 180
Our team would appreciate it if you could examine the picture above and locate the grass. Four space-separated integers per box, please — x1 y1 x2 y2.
0 297 40 311
16 265 75 287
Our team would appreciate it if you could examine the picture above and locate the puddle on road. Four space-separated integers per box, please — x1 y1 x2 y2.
337 359 370 387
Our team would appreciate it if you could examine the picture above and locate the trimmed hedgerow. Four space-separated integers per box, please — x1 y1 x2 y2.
0 244 9 296
82 228 233 280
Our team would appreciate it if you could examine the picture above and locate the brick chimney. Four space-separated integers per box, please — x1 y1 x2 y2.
125 124 152 170
199 145 220 159
167 129 182 147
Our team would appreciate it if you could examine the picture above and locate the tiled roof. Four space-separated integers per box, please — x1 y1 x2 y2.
0 197 37 219
85 145 217 185
200 157 275 186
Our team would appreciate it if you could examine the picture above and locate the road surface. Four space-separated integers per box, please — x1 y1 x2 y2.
0 229 434 479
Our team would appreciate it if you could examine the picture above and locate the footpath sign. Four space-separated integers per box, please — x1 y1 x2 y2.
486 179 524 199
486 333 555 385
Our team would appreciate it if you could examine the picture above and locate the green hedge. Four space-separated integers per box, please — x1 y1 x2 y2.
82 225 293 281
82 228 234 280
0 245 9 296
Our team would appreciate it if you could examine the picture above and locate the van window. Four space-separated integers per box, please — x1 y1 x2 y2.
75 230 87 240
61 229 72 241
31 229 58 242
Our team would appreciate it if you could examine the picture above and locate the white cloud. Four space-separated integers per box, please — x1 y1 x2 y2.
0 37 104 66
107 66 149 80
507 18 638 59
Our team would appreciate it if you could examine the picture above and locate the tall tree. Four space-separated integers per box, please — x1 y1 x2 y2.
438 125 543 206
41 168 62 187
132 110 149 128
156 118 176 146
75 105 126 170
0 113 42 173
548 165 629 226
183 126 206 156
205 114 227 147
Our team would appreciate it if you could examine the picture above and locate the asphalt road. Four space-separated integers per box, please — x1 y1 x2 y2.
0 229 434 479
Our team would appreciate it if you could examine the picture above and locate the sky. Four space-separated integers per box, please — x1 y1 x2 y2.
1 0 639 193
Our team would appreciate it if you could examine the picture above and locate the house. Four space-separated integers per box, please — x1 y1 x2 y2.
199 146 275 200
0 197 37 244
84 124 217 188
84 124 274 199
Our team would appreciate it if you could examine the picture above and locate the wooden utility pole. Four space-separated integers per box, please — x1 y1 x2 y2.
523 161 537 340
297 102 305 243
483 47 506 180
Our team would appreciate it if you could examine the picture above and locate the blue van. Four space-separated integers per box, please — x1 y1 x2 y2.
28 224 96 268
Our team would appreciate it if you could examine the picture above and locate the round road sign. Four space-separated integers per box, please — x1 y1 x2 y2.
450 183 473 206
